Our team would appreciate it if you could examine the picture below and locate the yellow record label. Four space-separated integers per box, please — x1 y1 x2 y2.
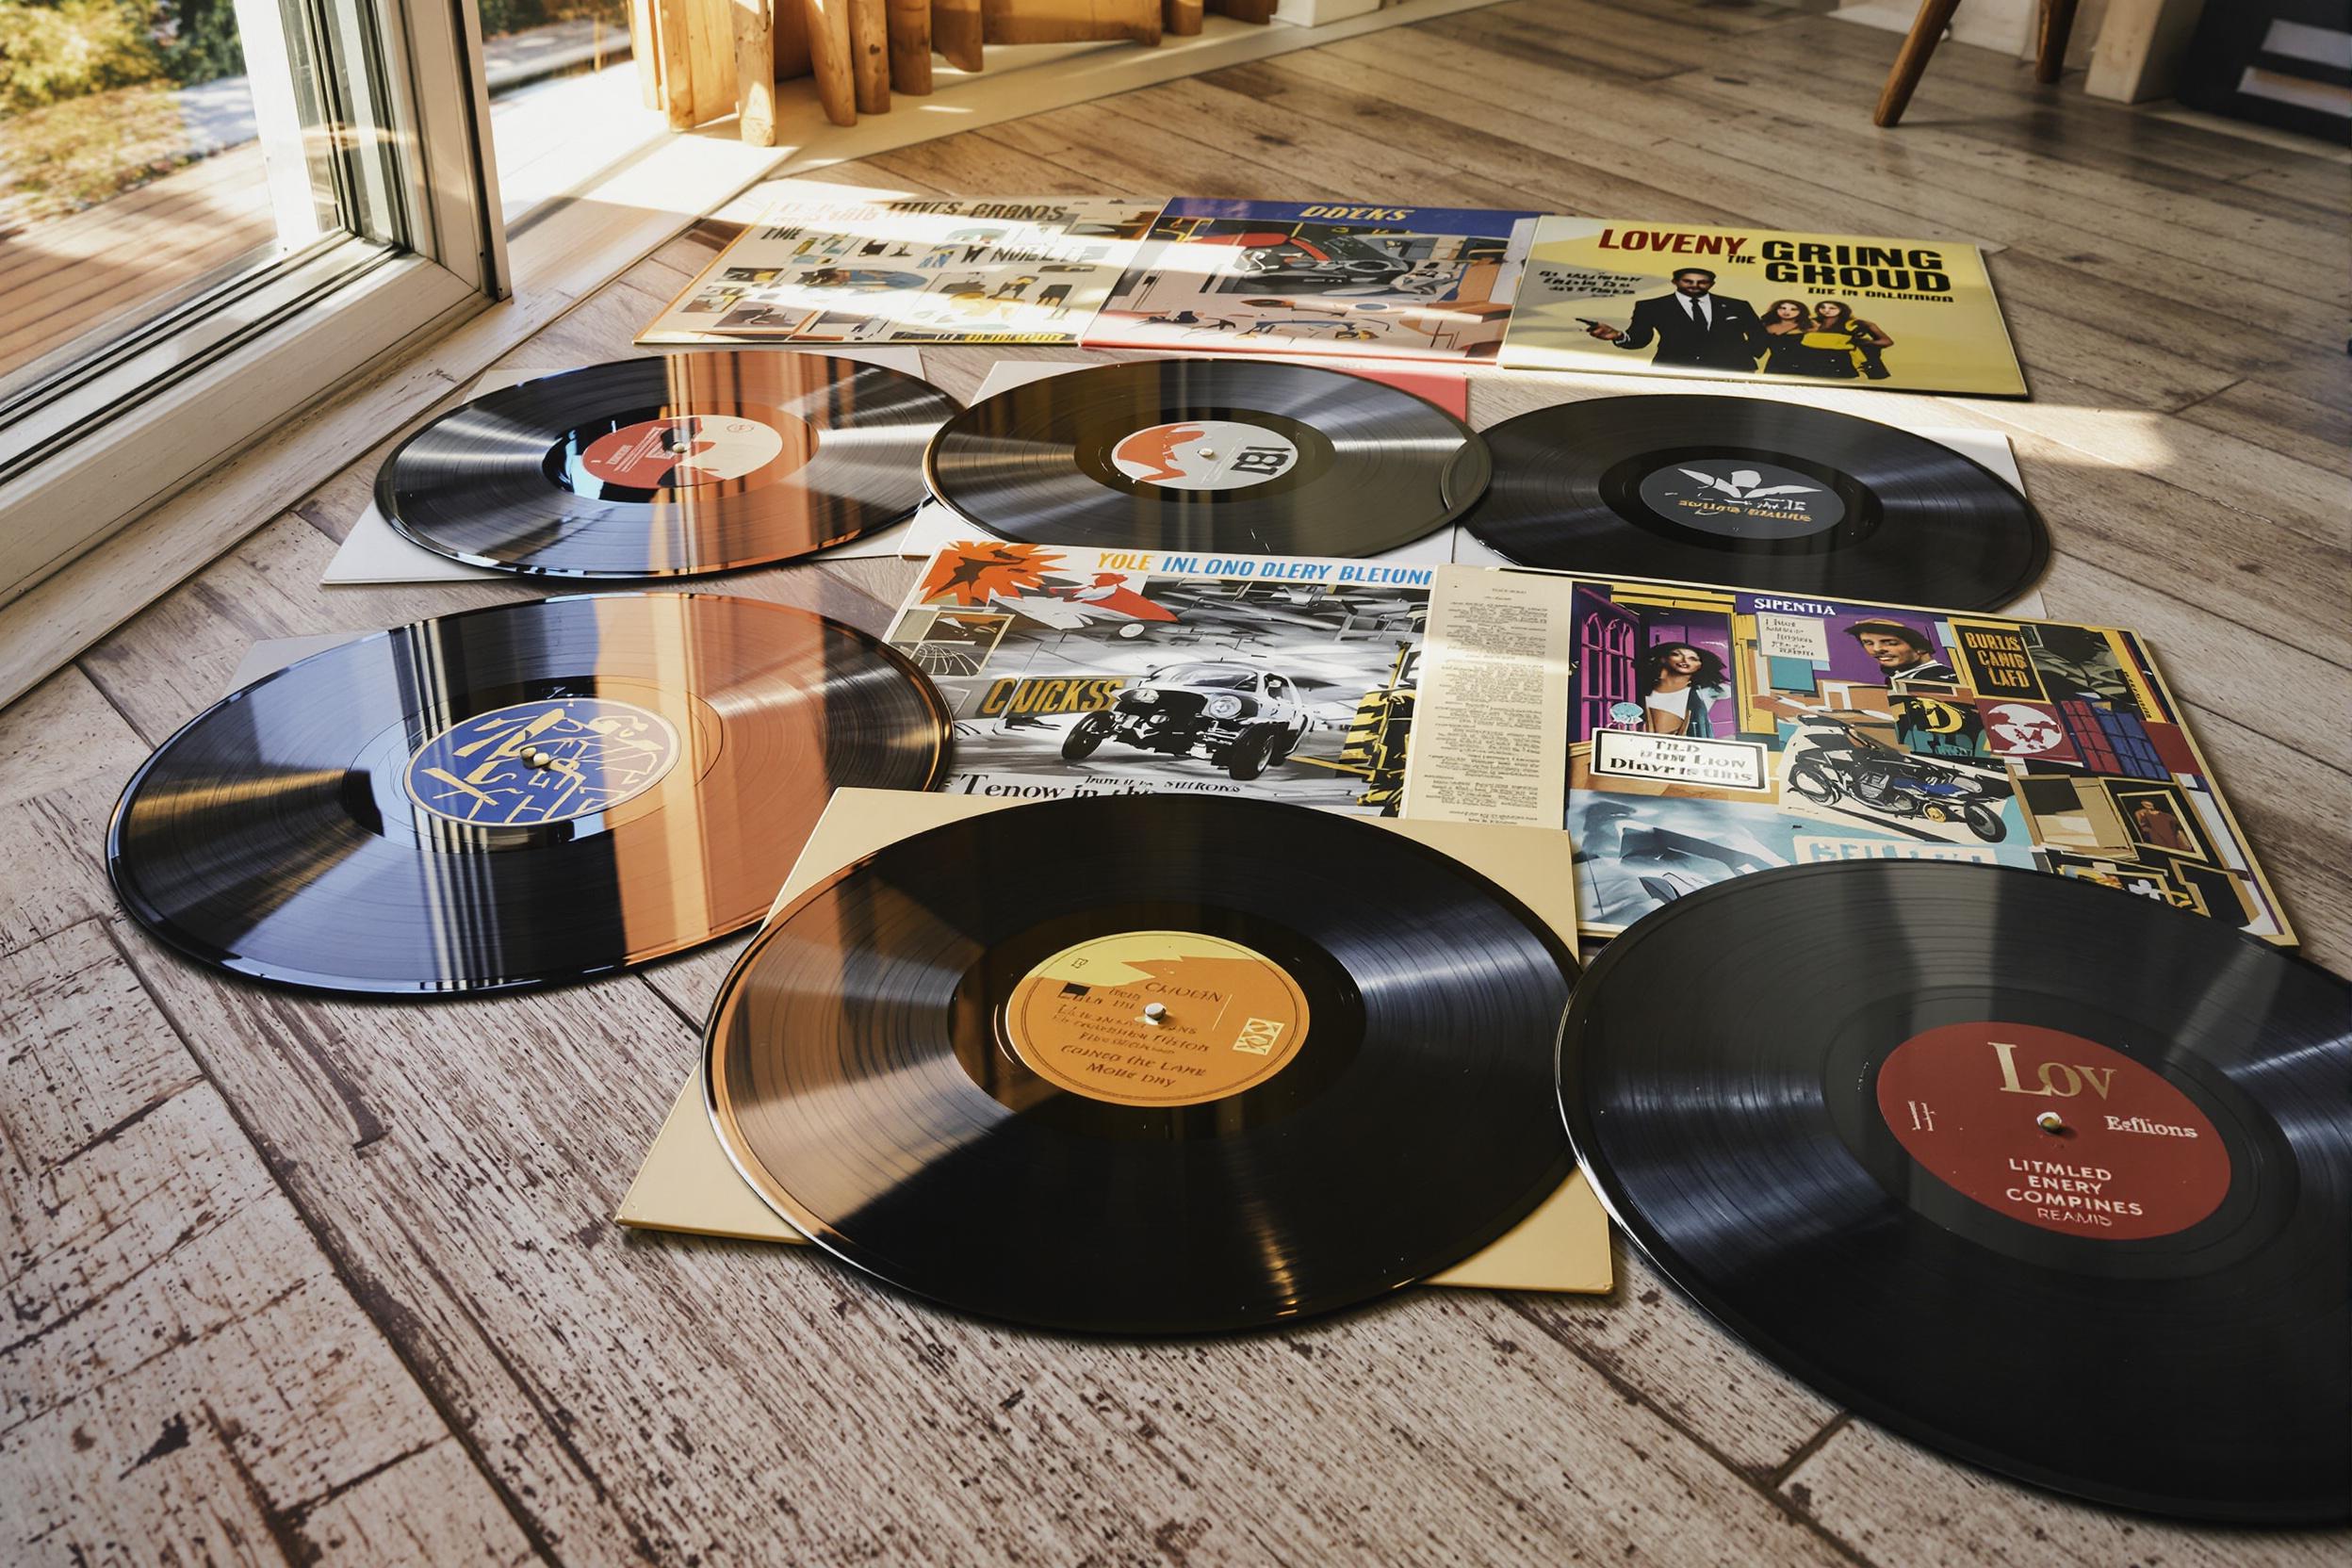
1003 931 1309 1107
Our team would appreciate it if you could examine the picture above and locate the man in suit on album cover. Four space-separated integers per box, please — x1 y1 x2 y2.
1584 267 1768 372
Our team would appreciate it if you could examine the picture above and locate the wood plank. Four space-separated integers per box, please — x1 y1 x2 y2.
0 920 534 1566
2175 377 2352 481
1781 1415 2352 1566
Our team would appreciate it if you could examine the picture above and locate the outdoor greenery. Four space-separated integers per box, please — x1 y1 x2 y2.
0 0 242 115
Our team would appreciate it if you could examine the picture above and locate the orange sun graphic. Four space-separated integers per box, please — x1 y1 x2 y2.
921 541 1067 606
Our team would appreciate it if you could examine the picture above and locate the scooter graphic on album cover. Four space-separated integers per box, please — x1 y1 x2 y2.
1402 569 2294 943
889 543 1433 812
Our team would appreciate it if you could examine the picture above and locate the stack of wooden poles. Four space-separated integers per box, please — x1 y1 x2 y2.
632 0 1278 140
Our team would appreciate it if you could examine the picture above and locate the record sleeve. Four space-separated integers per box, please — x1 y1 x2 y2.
1560 859 2350 1523
1085 199 1539 362
887 541 1435 813
107 594 949 995
1399 567 2293 944
1499 217 2026 398
637 192 1166 346
375 352 956 577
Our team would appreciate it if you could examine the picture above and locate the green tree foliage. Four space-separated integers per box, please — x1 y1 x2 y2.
0 0 161 114
158 0 242 85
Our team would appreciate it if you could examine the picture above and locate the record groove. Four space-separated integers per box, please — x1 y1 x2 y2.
1560 860 2350 1523
109 594 950 995
377 353 957 578
923 359 1489 557
706 794 1577 1333
1463 395 2048 609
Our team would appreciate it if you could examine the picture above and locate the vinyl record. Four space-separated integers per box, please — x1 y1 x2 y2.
1560 860 2350 1523
923 358 1490 556
376 353 957 577
1463 395 2049 609
109 594 950 995
706 794 1577 1332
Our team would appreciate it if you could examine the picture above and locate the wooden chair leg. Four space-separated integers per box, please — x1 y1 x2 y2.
1875 0 1963 127
2036 0 2083 84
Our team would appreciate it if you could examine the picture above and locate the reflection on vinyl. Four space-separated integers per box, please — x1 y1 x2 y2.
923 358 1490 557
109 594 950 995
1560 861 2351 1523
376 353 957 577
1463 395 2048 609
706 794 1576 1332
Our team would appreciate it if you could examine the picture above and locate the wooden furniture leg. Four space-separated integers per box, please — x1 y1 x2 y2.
2036 0 2082 83
1875 0 1963 127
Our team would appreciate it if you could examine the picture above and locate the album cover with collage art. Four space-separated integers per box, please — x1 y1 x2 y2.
639 196 1165 346
1403 570 2292 943
1085 199 1539 362
887 542 1437 813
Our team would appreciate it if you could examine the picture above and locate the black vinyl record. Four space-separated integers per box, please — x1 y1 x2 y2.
706 794 1577 1332
109 594 949 995
1560 860 2351 1523
923 358 1490 557
1463 395 2049 609
376 353 957 577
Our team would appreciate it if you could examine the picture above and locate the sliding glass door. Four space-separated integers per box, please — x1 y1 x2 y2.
0 0 506 602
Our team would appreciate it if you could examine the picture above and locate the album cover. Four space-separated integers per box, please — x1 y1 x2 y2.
638 195 1167 346
888 542 1435 812
1085 199 1539 362
1403 569 2292 943
1498 218 2028 397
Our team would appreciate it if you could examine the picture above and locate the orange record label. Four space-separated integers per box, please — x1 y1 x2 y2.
1003 931 1309 1107
1876 1021 2230 1240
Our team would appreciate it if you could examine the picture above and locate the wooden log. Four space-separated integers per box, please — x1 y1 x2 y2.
775 0 810 75
888 0 933 93
1164 0 1204 37
983 0 1159 46
932 0 983 71
850 0 891 112
687 0 736 126
659 0 696 127
632 0 663 107
734 0 776 144
804 0 858 124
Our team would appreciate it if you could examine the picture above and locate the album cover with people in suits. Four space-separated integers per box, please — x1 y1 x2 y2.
1498 218 2027 397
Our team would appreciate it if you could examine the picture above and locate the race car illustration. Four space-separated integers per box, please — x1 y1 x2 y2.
1059 661 1311 780
1186 227 1413 286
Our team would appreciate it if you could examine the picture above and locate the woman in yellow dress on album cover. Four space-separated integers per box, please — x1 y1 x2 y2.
1754 298 1898 381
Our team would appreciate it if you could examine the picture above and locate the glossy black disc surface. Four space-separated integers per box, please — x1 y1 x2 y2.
1464 395 2048 609
377 353 958 577
109 594 950 995
707 794 1577 1333
923 358 1490 557
1560 860 2350 1523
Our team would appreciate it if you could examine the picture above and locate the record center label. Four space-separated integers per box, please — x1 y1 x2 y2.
1876 1022 2230 1240
566 414 793 492
403 697 680 826
1638 457 1845 540
1110 421 1299 491
1004 931 1308 1107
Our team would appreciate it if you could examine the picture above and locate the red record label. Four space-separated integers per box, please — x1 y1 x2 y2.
1876 1021 2230 1240
579 414 793 489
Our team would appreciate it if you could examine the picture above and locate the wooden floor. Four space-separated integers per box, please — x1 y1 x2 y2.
5 2 2349 1561
0 141 276 384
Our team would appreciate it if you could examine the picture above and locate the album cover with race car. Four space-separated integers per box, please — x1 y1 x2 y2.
1401 569 2292 942
638 194 1166 346
1498 217 2027 397
886 542 1436 812
1085 200 1539 362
